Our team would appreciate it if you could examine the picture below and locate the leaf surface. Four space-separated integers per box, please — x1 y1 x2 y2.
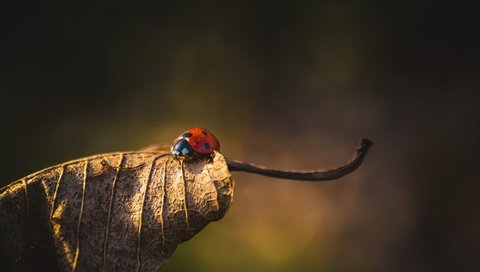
0 149 234 271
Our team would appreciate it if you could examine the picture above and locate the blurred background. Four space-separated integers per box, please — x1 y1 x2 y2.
1 1 478 271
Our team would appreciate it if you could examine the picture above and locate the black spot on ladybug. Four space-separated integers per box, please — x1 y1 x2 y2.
182 132 193 138
204 143 210 150
202 130 208 136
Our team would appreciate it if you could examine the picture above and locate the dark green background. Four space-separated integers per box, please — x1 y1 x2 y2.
1 1 478 271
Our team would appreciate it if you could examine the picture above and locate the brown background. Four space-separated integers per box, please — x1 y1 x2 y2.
1 1 478 271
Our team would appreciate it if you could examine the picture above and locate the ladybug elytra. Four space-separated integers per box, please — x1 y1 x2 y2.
171 128 220 160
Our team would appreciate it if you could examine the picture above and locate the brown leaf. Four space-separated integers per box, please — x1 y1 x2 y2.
0 148 234 271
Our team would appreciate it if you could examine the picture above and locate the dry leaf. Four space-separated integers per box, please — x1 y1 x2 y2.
0 138 373 271
0 148 234 271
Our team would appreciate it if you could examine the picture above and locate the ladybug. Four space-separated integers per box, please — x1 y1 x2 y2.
171 128 220 160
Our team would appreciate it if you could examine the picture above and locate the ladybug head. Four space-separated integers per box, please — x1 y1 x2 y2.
171 138 194 159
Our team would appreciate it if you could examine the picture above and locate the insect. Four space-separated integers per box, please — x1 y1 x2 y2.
171 128 220 160
0 128 372 271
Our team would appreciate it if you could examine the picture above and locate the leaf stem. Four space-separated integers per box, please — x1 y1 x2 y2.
226 138 373 181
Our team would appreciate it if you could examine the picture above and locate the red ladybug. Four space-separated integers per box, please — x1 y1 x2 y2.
171 128 220 159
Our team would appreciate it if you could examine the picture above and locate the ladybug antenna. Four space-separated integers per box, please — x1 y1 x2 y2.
225 138 373 181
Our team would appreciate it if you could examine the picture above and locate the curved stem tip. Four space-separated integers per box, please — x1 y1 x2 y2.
226 138 373 181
